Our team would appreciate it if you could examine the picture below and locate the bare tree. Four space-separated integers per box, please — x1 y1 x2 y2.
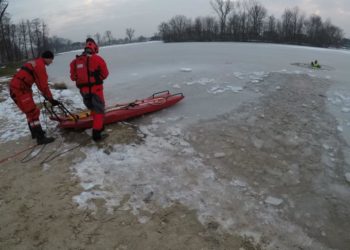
31 18 42 56
41 20 49 50
0 0 9 62
281 8 293 41
203 16 218 41
210 0 233 37
194 17 203 41
247 0 266 39
282 7 305 42
19 20 28 58
126 28 135 42
94 32 101 44
236 0 249 41
104 30 113 45
50 36 72 52
305 14 323 45
227 13 239 40
0 0 8 22
7 22 17 61
263 15 278 41
169 15 191 41
158 22 171 41
322 19 344 46
27 19 35 58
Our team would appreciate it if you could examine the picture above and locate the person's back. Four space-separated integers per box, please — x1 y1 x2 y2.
70 52 108 93
12 57 53 99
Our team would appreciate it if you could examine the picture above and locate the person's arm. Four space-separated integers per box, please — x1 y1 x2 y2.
33 59 53 100
97 56 109 80
70 59 77 81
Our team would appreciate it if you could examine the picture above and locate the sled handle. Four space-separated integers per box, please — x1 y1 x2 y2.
43 100 79 122
152 90 170 98
43 101 62 122
167 92 184 99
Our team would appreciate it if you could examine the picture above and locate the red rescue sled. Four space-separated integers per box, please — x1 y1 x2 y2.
46 90 184 129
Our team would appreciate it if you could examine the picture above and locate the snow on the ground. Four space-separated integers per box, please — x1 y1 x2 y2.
0 87 30 141
0 76 12 82
0 82 84 142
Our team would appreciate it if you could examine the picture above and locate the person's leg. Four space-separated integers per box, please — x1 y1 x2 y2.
31 125 55 145
81 92 94 110
11 90 54 144
91 90 106 141
27 109 55 145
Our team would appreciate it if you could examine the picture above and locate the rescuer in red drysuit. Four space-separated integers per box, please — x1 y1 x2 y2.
9 50 60 145
69 38 109 141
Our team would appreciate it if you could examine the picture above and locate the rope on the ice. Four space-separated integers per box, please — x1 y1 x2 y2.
20 144 46 163
40 137 91 164
0 144 37 165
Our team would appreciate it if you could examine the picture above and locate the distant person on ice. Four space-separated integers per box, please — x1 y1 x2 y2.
311 60 321 69
70 38 109 141
9 50 59 145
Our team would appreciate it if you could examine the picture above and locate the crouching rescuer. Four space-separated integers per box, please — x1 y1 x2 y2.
70 38 109 141
9 50 60 145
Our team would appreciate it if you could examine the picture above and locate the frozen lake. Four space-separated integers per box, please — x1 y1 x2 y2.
49 41 350 124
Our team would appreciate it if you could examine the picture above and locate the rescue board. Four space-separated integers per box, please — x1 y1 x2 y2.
47 90 184 129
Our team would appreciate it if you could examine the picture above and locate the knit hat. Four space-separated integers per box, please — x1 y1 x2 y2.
85 38 99 54
41 50 54 59
86 38 96 44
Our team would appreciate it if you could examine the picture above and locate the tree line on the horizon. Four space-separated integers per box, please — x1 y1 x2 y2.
0 0 150 64
158 0 346 48
1 0 349 64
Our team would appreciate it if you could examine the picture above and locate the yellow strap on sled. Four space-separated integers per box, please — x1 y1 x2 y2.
66 110 91 121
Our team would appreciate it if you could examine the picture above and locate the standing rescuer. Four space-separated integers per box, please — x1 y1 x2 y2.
9 50 59 145
69 38 109 141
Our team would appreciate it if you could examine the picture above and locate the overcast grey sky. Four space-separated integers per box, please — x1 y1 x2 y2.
8 0 350 42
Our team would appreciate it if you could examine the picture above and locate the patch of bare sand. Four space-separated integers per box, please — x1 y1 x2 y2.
188 73 350 249
0 122 257 250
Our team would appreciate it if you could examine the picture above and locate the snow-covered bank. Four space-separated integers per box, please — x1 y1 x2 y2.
0 78 84 142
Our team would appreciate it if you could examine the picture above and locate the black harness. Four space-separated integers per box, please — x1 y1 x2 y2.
13 65 36 92
20 66 35 78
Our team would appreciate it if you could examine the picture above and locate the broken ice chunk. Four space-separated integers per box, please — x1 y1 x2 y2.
214 152 226 158
265 196 283 206
345 173 350 183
